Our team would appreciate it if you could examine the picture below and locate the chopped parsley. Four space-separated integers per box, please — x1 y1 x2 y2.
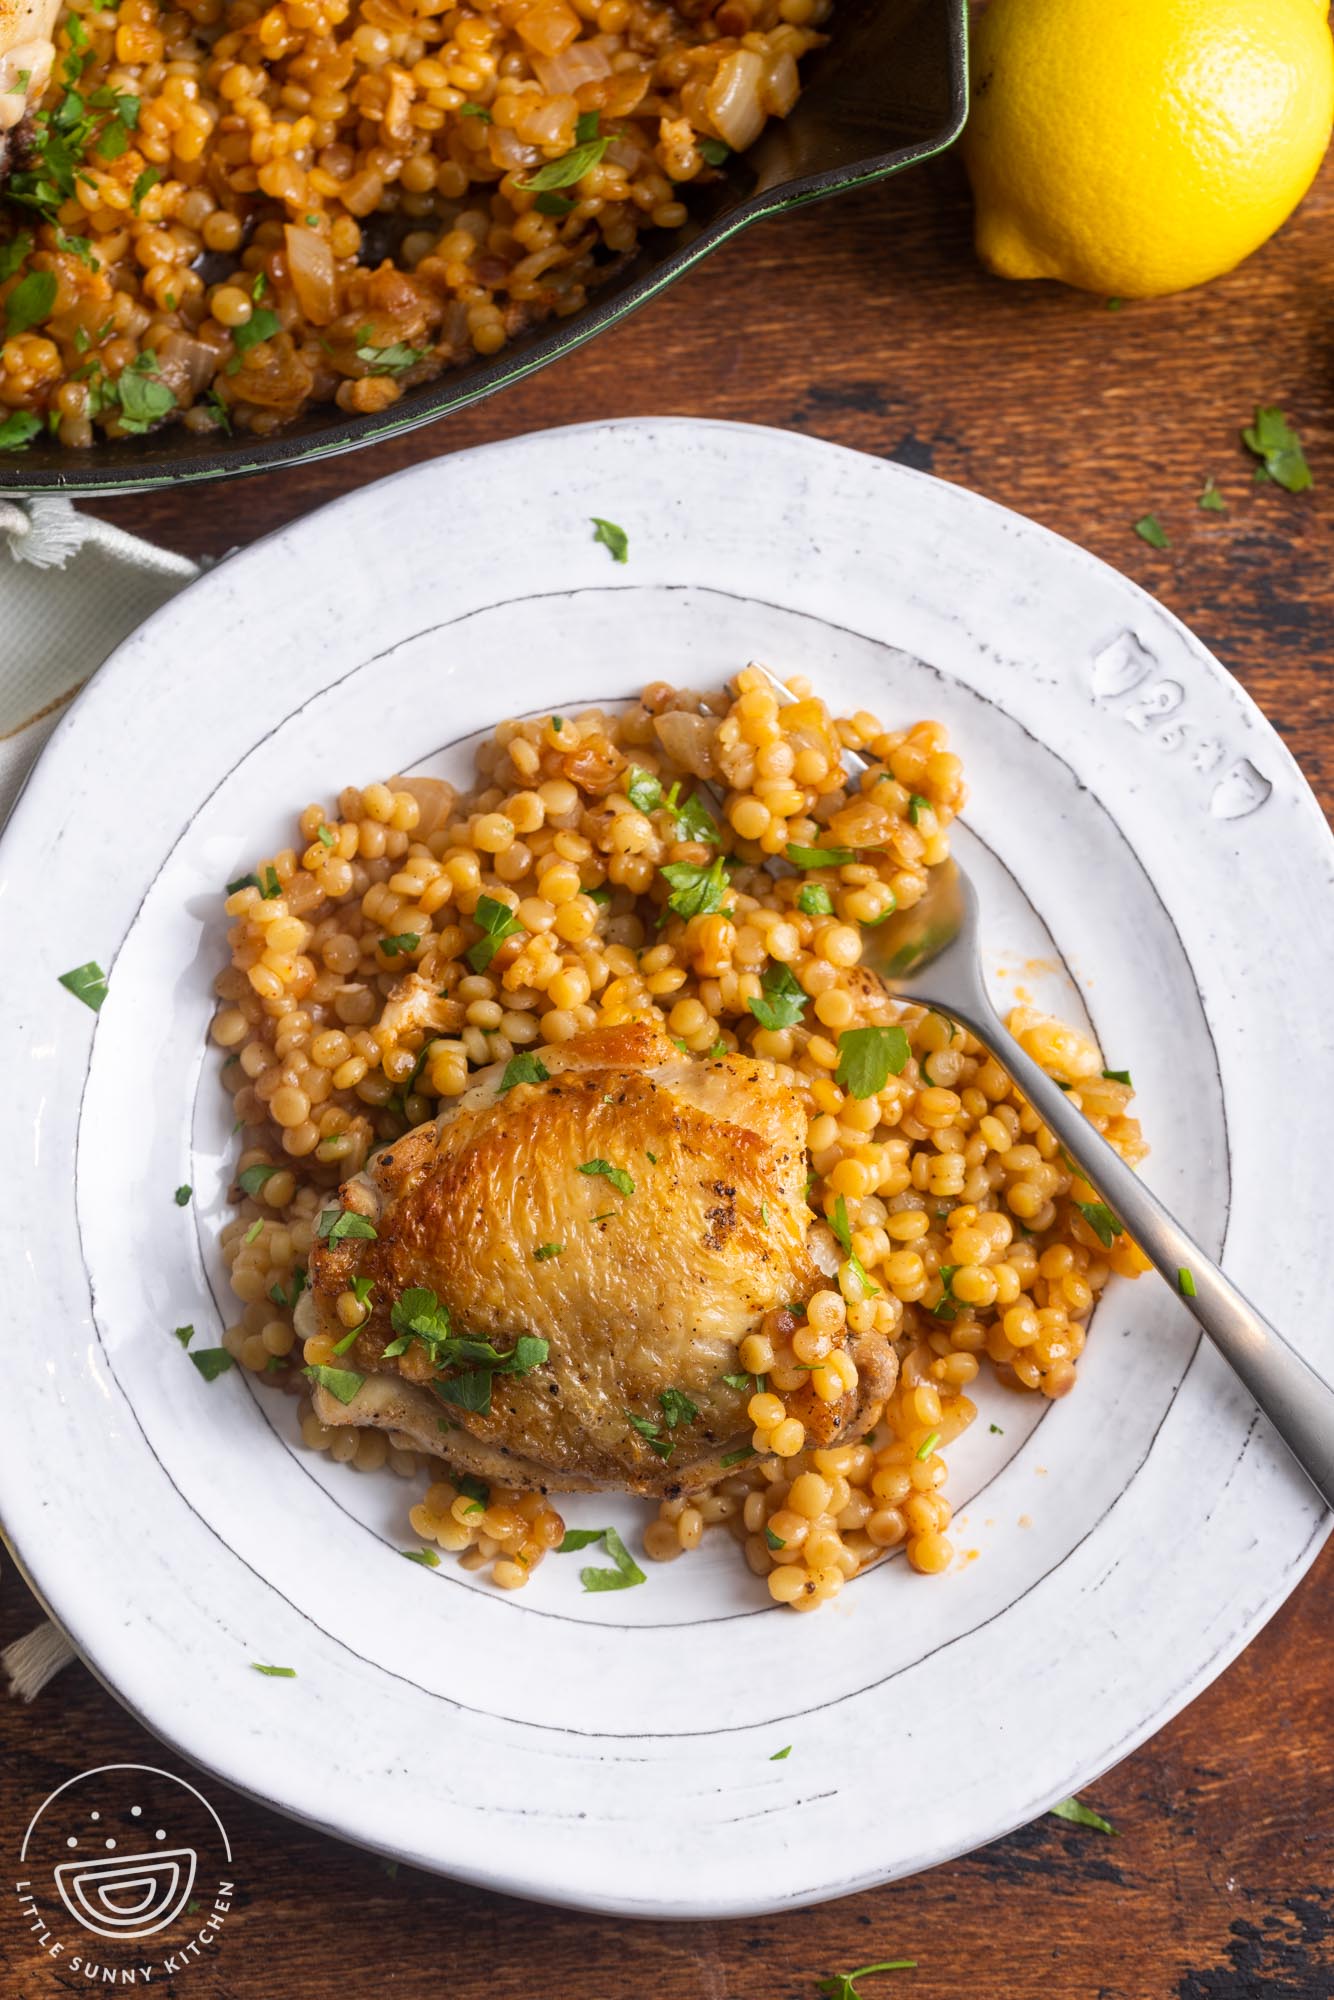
578 1158 634 1197
1133 513 1170 551
626 1409 675 1460
498 1051 549 1093
380 1285 452 1361
316 823 336 848
1177 1266 1197 1298
1101 1068 1133 1087
720 1444 756 1468
559 1523 646 1591
190 1348 234 1381
698 136 730 165
830 1193 879 1296
770 1744 791 1760
674 791 720 844
379 931 420 958
304 1362 366 1404
0 232 32 281
315 1207 378 1245
748 960 807 1031
173 1325 194 1347
534 1242 564 1261
237 1163 280 1197
590 515 628 562
466 894 524 972
230 307 282 367
112 353 176 434
0 410 41 450
786 842 855 869
626 766 678 814
660 854 730 921
269 1267 306 1312
1197 478 1226 513
990 1423 1003 1435
130 165 159 213
55 229 95 267
402 1547 441 1567
765 1526 785 1551
459 101 492 120
835 1024 911 1098
58 960 108 1011
379 1286 547 1413
906 795 929 826
1074 1200 1123 1248
658 1387 698 1429
798 882 834 917
930 1266 958 1323
356 331 430 375
817 1961 918 2000
1242 405 1312 493
518 124 610 191
174 1184 192 1206
252 1663 297 1678
1049 1796 1118 1835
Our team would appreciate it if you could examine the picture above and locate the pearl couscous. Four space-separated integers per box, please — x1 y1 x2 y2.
212 668 1147 1606
0 0 823 450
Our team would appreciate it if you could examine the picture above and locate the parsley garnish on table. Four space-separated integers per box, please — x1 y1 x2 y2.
817 1960 917 1999
1242 405 1313 492
1049 1795 1118 1834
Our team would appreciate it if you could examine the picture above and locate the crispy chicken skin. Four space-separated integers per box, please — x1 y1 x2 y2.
0 0 58 162
301 1021 897 1495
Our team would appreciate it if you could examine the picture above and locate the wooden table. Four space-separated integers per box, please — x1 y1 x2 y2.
4 143 1332 1999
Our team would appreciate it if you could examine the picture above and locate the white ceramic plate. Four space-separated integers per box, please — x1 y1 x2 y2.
1 420 1330 1918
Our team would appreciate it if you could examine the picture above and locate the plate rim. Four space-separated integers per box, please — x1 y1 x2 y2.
2 416 1331 1918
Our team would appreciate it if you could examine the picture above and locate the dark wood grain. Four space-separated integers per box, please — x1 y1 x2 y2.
5 142 1333 2000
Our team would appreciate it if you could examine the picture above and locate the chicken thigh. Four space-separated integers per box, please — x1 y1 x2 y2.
301 1021 896 1494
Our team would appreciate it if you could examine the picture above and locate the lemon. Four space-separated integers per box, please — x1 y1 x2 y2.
962 0 1334 298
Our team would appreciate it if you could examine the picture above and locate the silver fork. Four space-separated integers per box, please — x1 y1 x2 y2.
746 661 1334 1509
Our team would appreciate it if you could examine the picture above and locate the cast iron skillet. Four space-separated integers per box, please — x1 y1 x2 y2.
0 0 967 494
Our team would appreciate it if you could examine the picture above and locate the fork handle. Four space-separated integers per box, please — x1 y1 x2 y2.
942 994 1334 1512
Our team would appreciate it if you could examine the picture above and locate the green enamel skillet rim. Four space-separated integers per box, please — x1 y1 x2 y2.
0 0 967 495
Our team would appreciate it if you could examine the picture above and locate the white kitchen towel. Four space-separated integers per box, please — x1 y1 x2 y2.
0 496 199 825
1 495 200 1697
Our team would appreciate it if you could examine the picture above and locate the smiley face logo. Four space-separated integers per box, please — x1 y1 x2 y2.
19 1765 231 1947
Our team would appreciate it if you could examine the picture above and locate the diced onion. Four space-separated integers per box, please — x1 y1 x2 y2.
706 49 767 152
653 710 716 780
283 224 337 327
530 39 611 95
158 331 216 400
514 0 581 57
490 124 540 171
389 776 456 836
762 50 800 119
